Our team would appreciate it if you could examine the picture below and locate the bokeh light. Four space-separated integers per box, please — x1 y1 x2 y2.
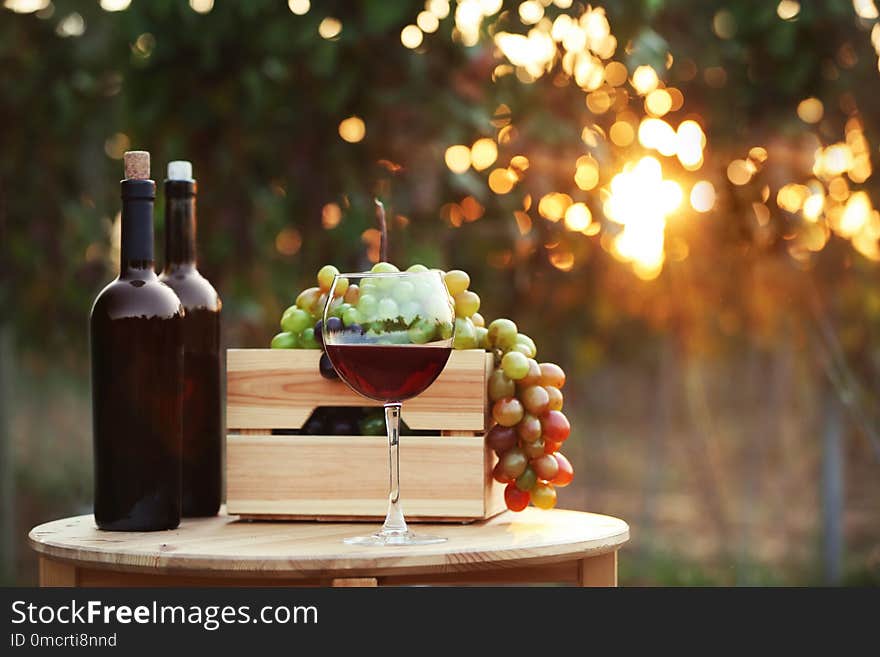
338 116 365 143
445 144 471 174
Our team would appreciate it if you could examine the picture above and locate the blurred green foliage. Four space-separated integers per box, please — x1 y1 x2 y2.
2 0 880 586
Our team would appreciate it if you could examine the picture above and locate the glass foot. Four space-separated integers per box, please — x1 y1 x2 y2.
343 529 447 546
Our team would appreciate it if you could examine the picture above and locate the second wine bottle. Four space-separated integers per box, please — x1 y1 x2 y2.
160 160 223 517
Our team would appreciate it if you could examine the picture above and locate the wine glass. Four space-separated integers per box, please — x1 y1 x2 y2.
322 270 455 546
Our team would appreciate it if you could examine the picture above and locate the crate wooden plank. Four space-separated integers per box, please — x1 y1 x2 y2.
227 349 490 431
226 434 501 521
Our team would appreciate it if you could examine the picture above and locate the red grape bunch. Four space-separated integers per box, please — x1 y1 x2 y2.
443 270 574 512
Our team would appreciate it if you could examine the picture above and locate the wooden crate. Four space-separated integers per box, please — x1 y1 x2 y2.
226 348 506 522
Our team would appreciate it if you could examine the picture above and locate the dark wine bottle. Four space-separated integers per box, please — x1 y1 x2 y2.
90 151 184 531
159 161 222 517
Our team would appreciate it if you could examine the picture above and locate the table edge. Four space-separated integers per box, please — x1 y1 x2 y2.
28 511 630 579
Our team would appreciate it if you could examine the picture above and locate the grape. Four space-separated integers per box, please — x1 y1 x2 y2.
325 316 343 333
317 265 340 292
300 327 319 349
346 323 364 335
472 312 485 328
270 331 297 349
540 410 570 443
514 334 537 359
452 317 477 349
359 280 379 297
437 320 454 340
530 483 557 509
515 466 537 492
488 370 515 401
329 416 356 434
517 359 542 388
486 425 517 455
319 352 339 379
520 385 550 415
487 318 518 350
407 319 434 344
532 454 559 481
392 280 416 303
358 413 386 436
316 292 329 317
524 439 546 459
475 326 489 350
326 297 345 318
406 263 429 272
504 483 530 512
281 306 311 334
501 351 530 380
313 319 324 348
332 276 349 298
454 290 480 318
492 397 524 426
499 447 528 479
377 297 399 319
545 386 564 411
543 440 561 455
358 294 378 319
296 286 321 314
371 262 399 273
516 413 542 443
343 284 360 305
444 269 470 296
493 461 513 484
551 453 574 487
400 300 421 324
342 306 362 327
539 362 566 388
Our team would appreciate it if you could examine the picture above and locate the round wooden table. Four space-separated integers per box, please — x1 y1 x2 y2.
29 508 629 587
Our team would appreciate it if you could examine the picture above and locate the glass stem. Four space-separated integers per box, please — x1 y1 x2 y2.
381 402 408 536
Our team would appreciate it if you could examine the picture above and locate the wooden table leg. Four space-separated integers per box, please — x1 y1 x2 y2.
578 551 618 587
331 578 378 587
39 557 78 587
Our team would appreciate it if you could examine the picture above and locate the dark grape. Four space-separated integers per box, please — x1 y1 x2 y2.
486 425 518 455
319 352 338 380
314 319 324 348
325 316 343 333
303 414 325 435
329 417 357 434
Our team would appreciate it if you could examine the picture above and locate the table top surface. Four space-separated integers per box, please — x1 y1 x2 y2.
29 509 629 578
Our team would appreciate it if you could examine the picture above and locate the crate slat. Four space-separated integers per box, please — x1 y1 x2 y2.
226 434 504 521
227 349 491 431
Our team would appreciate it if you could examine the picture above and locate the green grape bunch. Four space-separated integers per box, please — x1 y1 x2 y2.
272 262 575 511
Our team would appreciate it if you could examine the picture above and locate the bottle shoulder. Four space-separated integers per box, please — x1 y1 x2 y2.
91 276 184 321
159 268 222 311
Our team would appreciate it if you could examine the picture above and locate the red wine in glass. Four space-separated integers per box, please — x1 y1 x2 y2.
324 344 451 402
322 270 455 546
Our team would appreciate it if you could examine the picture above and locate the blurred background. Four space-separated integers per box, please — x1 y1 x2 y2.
2 0 879 586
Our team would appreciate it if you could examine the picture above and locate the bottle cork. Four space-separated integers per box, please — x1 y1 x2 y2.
124 151 150 180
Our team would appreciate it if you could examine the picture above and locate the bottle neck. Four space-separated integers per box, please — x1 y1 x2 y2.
164 180 198 269
119 179 156 275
